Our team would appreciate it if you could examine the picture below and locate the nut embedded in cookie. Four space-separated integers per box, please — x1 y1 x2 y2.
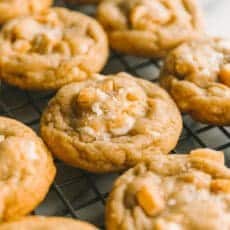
0 117 56 221
106 148 230 230
219 63 230 87
136 185 165 216
0 7 109 90
97 0 204 58
160 37 230 125
40 72 182 173
211 179 230 194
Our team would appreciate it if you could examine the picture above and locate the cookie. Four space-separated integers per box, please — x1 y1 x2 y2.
0 216 98 230
0 7 109 90
40 72 182 173
97 0 204 58
0 0 53 24
0 117 56 221
160 37 230 125
106 148 230 230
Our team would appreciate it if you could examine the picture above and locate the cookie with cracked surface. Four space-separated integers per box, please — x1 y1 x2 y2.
160 37 230 125
0 7 109 90
97 0 204 58
0 216 98 230
0 117 56 221
0 0 53 24
40 72 182 173
106 148 230 230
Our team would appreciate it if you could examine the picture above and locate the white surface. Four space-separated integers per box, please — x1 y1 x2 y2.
201 0 230 37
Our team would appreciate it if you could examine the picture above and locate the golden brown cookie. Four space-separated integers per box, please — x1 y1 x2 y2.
0 0 53 24
0 117 56 221
0 7 109 90
97 0 204 58
160 37 230 125
40 72 182 173
0 216 98 230
106 148 230 230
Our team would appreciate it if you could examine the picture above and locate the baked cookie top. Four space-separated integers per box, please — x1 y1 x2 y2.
0 117 56 221
106 148 230 230
0 7 108 90
0 0 53 24
97 0 204 58
40 72 182 173
160 37 230 125
0 216 98 230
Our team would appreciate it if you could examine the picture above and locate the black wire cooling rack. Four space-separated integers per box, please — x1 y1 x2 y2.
0 1 229 229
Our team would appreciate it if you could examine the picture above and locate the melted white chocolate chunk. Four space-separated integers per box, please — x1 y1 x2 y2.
75 75 148 142
109 115 135 136
19 140 39 161
0 135 5 142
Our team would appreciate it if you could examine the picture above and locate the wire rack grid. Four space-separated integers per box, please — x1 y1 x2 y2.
0 1 229 229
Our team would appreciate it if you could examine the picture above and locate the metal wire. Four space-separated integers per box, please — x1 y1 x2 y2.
0 1 229 229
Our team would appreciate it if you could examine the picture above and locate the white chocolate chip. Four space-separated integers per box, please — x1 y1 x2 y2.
92 102 103 116
92 74 106 81
0 135 5 143
167 198 176 206
110 116 135 136
80 126 111 141
106 111 117 120
203 52 223 76
71 67 79 76
20 140 38 161
118 88 125 95
100 133 111 141
80 127 96 138
96 89 108 101
166 223 181 230
43 27 62 42
148 131 161 139
147 0 171 23
13 19 43 40
157 220 182 230
27 143 39 160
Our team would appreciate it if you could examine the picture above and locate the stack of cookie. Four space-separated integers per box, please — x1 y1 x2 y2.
0 0 229 229
0 1 105 228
